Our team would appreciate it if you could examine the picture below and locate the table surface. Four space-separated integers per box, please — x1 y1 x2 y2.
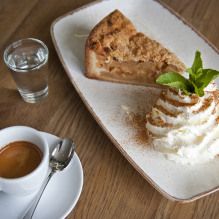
1 0 219 218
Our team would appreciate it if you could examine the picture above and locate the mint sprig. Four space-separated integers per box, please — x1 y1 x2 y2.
156 50 219 97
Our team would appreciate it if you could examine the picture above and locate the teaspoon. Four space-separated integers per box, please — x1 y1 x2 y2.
24 137 75 219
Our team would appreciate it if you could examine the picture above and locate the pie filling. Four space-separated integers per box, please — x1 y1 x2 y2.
94 54 183 87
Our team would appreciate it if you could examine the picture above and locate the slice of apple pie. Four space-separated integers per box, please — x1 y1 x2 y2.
85 10 186 88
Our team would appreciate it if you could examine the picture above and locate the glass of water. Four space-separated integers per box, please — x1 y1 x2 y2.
3 38 49 103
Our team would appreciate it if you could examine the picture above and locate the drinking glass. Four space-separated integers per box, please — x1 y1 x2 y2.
3 38 49 103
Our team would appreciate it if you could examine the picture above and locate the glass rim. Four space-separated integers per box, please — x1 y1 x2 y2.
3 38 49 73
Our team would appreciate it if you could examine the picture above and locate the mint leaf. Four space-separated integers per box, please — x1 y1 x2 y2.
186 67 196 82
186 68 193 74
197 69 219 88
191 50 203 74
156 72 191 95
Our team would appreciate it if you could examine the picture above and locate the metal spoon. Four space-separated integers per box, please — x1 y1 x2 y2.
24 137 75 219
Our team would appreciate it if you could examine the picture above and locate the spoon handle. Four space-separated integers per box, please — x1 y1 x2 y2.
23 169 56 219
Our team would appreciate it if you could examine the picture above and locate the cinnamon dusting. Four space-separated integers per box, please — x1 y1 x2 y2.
153 104 179 118
121 105 152 150
160 90 196 108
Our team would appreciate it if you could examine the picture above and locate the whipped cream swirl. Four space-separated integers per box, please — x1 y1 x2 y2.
146 82 219 164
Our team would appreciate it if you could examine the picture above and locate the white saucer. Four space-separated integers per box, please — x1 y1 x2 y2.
0 132 83 219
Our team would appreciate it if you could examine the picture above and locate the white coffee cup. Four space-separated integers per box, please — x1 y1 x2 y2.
0 126 49 196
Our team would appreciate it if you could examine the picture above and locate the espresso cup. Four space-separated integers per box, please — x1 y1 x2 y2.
0 126 49 196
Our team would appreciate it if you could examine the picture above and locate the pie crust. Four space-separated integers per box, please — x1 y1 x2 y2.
85 10 186 88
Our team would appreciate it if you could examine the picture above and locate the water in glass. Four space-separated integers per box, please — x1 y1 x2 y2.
7 45 48 103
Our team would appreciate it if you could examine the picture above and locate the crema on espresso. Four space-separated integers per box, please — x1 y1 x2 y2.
0 141 42 178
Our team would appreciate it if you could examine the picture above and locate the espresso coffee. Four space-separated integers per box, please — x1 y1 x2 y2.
0 141 43 179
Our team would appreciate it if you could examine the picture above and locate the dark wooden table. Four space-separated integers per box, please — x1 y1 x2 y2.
1 0 219 218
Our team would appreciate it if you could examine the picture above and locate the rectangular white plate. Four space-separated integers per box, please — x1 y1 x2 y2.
51 0 219 202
